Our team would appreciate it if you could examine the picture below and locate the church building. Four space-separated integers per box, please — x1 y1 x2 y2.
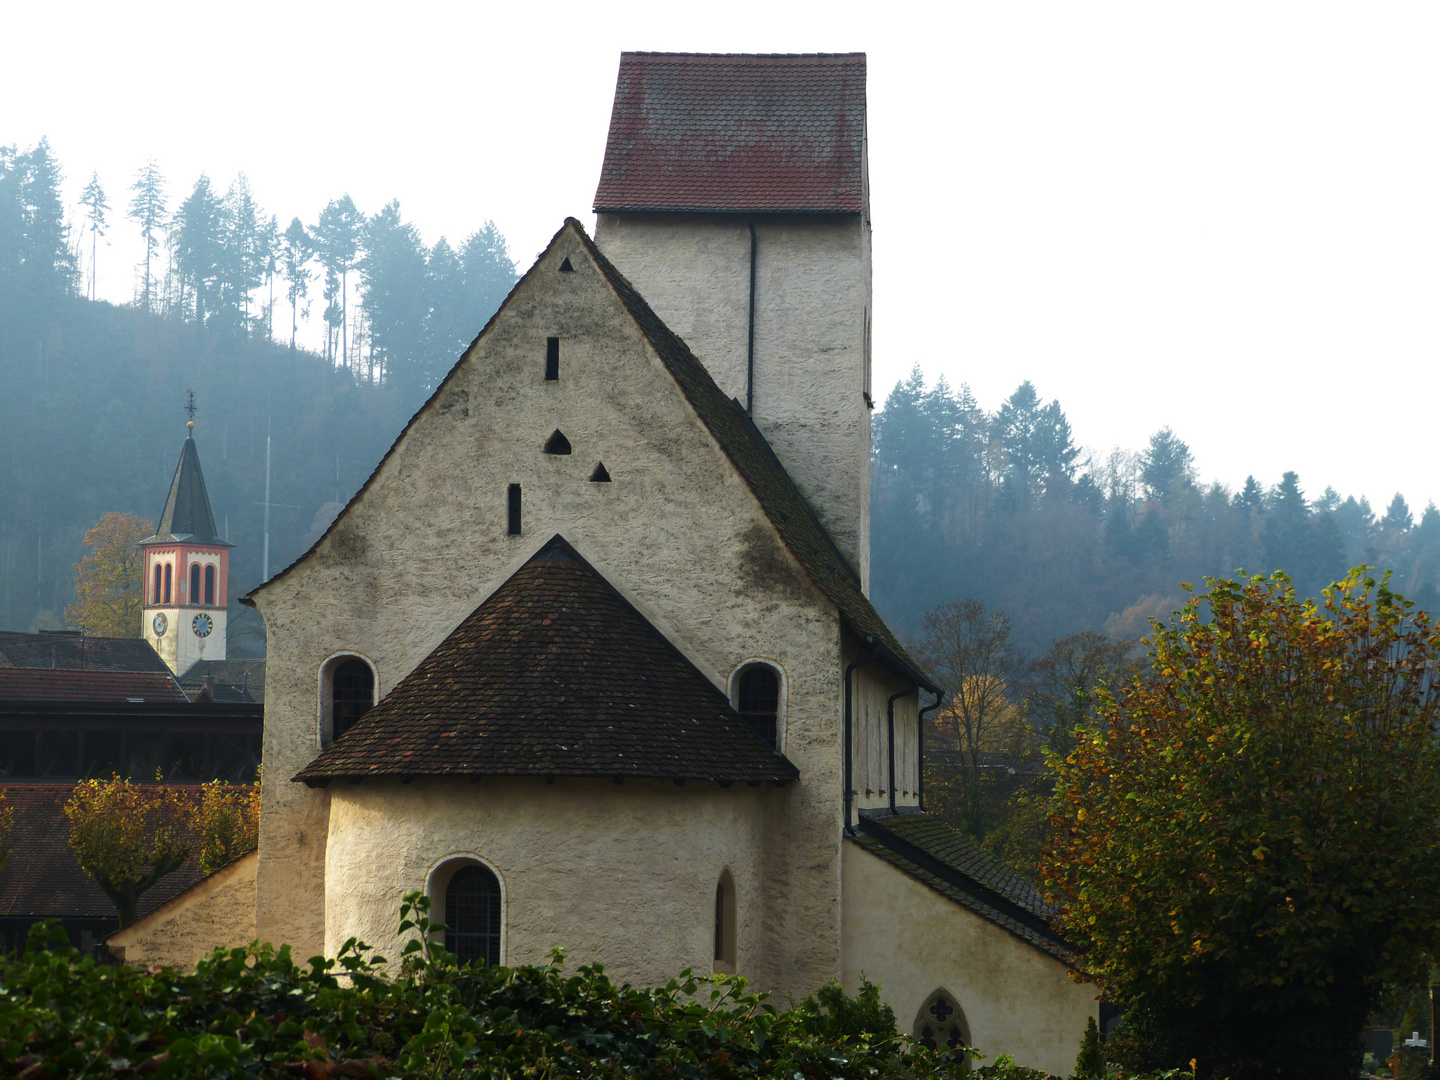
116 53 1096 1074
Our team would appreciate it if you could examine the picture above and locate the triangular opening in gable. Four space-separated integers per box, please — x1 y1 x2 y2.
559 256 574 272
544 430 572 455
589 461 611 483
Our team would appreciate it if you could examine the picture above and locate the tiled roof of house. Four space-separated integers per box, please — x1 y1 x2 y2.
142 434 230 547
851 812 1072 962
179 658 266 704
595 52 866 214
295 536 798 786
0 668 188 704
0 631 172 673
0 784 208 922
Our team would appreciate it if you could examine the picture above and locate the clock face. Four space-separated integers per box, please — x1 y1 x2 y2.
152 613 168 637
192 613 214 639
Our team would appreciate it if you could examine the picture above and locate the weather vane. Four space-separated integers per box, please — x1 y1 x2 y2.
185 389 198 422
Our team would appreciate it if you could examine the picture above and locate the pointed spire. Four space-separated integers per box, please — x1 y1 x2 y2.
144 424 231 547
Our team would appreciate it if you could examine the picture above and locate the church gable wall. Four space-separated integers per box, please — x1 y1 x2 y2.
842 842 1094 1077
253 224 847 992
326 778 767 985
595 212 873 592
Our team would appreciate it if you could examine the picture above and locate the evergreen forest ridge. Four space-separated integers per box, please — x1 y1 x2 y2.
3 138 1435 655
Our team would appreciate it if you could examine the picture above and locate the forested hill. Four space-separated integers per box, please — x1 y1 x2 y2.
870 369 1440 654
4 138 1436 657
0 139 518 645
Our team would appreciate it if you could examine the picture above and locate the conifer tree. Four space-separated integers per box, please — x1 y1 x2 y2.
173 175 224 324
128 160 166 311
312 195 362 368
79 171 109 301
18 139 74 296
279 216 313 349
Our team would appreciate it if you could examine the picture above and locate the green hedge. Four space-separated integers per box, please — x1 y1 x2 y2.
2 893 985 1080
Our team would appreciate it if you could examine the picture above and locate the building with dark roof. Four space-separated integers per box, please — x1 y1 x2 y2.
120 52 1094 1075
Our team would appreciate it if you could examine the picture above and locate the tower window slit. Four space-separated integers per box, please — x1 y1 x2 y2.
545 338 559 381
204 564 216 606
190 563 201 605
153 564 162 605
163 564 172 605
507 484 522 535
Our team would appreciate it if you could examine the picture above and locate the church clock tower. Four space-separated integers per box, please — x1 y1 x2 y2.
140 420 232 676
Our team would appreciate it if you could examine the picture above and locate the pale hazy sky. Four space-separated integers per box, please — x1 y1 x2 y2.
8 2 1438 513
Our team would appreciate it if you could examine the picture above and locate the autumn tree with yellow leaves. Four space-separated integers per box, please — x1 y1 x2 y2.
196 775 260 874
65 511 152 637
916 598 1030 838
64 774 262 927
1041 571 1440 1080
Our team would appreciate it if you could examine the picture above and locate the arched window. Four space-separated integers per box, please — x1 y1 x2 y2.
163 563 172 605
914 991 970 1064
332 659 375 741
445 864 502 965
737 666 781 748
713 869 737 974
153 564 163 605
190 563 201 605
204 564 216 606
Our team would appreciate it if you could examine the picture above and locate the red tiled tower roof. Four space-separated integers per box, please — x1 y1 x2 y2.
594 52 866 214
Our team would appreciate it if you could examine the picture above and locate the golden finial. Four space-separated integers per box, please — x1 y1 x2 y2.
187 421 195 430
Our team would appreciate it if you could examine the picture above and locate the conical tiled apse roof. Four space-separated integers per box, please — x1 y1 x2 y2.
144 434 229 546
295 535 798 786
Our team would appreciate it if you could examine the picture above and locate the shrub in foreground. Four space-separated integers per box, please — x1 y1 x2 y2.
2 893 967 1079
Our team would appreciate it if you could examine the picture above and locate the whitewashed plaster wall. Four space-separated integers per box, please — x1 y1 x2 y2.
251 222 849 997
594 213 873 593
326 778 768 983
107 851 257 970
842 843 1095 1077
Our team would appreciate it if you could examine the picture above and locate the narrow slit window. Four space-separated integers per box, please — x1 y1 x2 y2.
190 563 201 605
558 257 574 273
163 563 172 605
507 484 522 535
545 337 559 381
204 564 216 606
589 462 611 483
543 430 572 455
153 564 163 604
714 870 737 973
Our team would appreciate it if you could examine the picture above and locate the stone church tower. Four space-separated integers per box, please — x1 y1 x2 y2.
593 52 874 592
140 422 231 675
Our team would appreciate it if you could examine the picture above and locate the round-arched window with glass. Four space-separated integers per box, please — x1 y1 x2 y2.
332 659 374 741
737 666 780 748
445 864 502 966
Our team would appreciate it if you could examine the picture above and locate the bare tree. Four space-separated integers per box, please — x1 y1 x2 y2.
916 598 1028 837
